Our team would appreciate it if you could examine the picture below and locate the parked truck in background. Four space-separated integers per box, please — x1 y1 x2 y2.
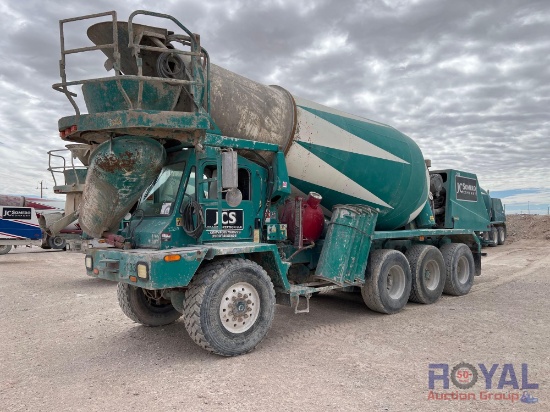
0 194 81 253
480 189 507 246
51 10 492 356
0 205 43 255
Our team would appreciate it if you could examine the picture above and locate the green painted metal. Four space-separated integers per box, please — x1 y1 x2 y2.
373 228 479 240
315 205 378 285
127 10 209 113
59 110 218 141
87 241 290 290
89 245 207 288
266 224 287 241
481 188 492 219
270 151 292 203
203 134 279 152
82 78 181 113
491 198 506 223
197 152 267 242
119 145 276 248
54 11 212 135
125 149 194 249
63 168 87 186
294 104 429 231
431 169 490 232
414 199 436 228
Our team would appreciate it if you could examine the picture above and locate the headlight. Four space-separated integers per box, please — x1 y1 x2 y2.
136 263 148 279
85 256 93 270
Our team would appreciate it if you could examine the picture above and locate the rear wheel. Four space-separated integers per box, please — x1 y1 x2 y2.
497 227 506 245
489 227 498 247
117 283 182 326
440 243 475 296
362 249 412 314
48 236 66 250
183 258 275 356
0 245 12 255
406 245 445 304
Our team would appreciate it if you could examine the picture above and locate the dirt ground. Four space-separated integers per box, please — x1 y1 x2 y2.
1 231 549 411
505 214 550 243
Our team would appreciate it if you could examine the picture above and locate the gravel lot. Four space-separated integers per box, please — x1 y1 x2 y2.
1 239 548 411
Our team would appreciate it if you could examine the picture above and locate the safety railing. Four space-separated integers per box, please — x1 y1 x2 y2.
47 148 87 189
52 10 211 122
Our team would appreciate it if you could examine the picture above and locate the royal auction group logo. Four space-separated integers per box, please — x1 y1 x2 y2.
428 362 539 404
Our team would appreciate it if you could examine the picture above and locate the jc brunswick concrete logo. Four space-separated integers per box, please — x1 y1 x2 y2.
428 362 539 404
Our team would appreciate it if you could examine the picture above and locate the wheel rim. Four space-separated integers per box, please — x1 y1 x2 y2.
457 256 470 284
424 260 441 291
386 265 406 299
52 237 64 247
499 230 505 242
219 282 260 333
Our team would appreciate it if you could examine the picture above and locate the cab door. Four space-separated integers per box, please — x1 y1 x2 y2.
198 162 257 242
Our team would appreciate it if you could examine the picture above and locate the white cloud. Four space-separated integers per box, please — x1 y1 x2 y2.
0 0 548 210
298 32 354 59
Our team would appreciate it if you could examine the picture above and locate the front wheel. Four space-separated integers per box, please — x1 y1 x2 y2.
117 283 182 326
362 249 412 314
0 245 12 255
183 258 275 356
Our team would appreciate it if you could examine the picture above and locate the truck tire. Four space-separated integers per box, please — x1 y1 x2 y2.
183 258 275 356
482 231 489 242
440 243 475 296
406 245 445 304
489 227 498 247
0 245 12 255
117 283 182 326
48 236 66 250
497 226 506 245
362 249 412 314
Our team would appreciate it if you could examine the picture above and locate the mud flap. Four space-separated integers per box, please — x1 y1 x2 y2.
473 251 482 276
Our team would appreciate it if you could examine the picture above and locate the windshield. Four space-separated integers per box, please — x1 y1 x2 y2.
139 162 186 216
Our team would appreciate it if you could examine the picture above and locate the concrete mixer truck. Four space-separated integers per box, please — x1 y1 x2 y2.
52 10 490 356
0 194 81 253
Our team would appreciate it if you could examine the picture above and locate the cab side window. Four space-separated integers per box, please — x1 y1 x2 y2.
238 169 250 200
202 165 250 201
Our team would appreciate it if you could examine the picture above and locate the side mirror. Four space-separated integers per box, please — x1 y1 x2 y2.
226 188 243 207
221 151 238 189
221 151 242 207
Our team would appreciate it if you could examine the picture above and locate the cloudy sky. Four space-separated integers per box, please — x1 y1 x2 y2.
0 0 548 213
